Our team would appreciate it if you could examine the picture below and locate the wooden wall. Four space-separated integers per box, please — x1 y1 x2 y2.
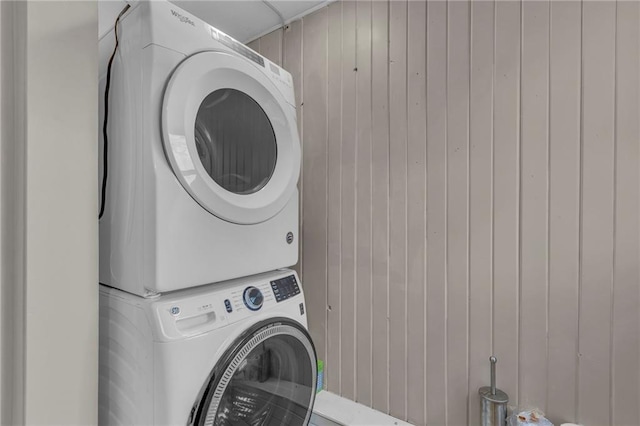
249 2 640 425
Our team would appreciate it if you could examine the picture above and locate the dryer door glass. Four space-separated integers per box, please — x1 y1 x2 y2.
192 321 317 426
194 89 277 195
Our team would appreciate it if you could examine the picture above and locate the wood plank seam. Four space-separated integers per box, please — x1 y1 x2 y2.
610 3 618 425
575 0 584 421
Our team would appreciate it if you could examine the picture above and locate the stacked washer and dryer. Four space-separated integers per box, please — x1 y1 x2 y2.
98 2 317 425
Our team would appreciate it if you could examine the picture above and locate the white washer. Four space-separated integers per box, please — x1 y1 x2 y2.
99 269 317 426
99 1 301 296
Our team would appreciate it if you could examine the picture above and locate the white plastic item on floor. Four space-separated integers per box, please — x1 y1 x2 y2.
508 409 554 426
311 391 414 426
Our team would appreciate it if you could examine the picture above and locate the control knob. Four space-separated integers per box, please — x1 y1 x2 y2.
243 286 264 311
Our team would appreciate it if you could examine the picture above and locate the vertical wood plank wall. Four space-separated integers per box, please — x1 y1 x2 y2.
251 2 640 425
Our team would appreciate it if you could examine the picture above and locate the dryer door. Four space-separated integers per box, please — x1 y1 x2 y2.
162 51 300 225
189 319 317 426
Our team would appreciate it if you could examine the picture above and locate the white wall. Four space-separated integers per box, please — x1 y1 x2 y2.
1 1 98 424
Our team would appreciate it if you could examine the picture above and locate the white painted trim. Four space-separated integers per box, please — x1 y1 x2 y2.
312 391 414 426
0 3 5 423
244 22 285 45
244 0 337 44
262 0 285 26
0 2 26 423
281 0 337 25
0 2 98 424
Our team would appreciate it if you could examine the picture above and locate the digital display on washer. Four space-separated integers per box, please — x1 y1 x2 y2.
218 33 265 67
270 275 300 302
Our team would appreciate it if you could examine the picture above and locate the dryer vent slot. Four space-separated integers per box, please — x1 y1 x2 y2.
176 312 216 333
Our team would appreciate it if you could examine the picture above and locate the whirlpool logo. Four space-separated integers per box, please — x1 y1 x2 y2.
170 9 195 27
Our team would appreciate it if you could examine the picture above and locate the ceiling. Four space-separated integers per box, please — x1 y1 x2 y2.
99 1 328 42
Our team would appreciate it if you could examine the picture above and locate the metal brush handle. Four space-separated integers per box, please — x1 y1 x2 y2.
490 356 497 395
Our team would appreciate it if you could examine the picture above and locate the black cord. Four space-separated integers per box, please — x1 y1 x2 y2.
99 4 130 220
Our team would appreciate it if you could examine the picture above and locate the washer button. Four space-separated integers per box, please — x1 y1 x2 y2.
224 299 232 313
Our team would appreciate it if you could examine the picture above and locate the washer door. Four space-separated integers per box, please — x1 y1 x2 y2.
189 319 317 426
162 51 300 225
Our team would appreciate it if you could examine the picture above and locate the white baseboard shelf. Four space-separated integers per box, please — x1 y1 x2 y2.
310 391 414 426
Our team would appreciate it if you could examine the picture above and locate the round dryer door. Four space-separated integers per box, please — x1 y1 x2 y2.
162 51 301 225
188 319 317 426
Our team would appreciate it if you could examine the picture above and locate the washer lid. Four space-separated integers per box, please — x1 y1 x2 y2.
188 318 317 426
162 51 300 225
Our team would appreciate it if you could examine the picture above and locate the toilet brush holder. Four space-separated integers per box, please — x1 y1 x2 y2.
479 356 509 426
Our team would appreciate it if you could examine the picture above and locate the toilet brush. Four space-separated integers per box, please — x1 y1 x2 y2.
479 356 509 426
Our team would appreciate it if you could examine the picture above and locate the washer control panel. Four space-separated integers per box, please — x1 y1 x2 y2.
270 275 301 303
150 270 302 340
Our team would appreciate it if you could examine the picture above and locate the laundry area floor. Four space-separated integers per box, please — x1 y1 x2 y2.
310 392 413 426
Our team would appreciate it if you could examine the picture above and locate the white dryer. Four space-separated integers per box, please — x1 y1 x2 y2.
99 1 301 296
99 269 317 426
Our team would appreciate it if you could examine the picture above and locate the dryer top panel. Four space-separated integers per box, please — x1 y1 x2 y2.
102 0 295 106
